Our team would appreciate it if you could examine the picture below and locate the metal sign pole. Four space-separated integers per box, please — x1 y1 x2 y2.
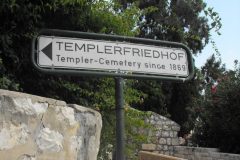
115 77 125 160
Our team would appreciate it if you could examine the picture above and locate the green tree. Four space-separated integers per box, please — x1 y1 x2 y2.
192 58 240 154
128 0 221 136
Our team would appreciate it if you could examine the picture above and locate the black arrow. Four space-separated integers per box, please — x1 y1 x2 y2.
41 42 52 60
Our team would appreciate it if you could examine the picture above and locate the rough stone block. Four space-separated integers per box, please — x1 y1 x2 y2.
173 131 178 137
171 125 180 131
167 138 172 145
0 89 102 160
172 138 180 146
163 124 171 130
162 131 170 137
156 145 163 150
142 144 156 151
159 138 167 145
163 145 169 151
168 146 174 152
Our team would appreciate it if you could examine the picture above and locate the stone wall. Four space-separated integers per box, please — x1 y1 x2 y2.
0 89 102 160
140 111 240 160
141 112 180 155
173 146 240 160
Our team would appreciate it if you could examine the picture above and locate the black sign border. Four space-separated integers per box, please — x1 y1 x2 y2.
32 29 194 82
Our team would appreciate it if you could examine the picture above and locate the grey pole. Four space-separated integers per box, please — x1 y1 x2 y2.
115 77 125 160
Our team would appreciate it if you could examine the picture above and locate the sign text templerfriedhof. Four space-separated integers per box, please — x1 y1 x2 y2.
38 36 189 77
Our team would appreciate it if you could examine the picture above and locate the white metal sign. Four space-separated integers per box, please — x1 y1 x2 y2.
37 36 189 77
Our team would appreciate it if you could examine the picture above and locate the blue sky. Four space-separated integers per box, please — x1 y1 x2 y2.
194 0 240 70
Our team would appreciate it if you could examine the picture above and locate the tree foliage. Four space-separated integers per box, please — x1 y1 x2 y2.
192 56 240 154
128 0 222 137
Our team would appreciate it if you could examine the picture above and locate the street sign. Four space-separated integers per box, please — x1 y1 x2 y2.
32 29 194 81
